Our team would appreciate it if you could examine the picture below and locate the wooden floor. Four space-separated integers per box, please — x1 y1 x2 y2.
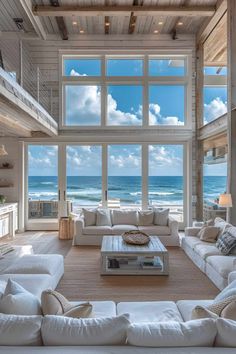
4 231 219 302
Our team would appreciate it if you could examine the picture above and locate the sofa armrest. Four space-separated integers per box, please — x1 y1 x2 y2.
168 216 179 235
228 270 236 285
184 227 201 237
74 216 85 237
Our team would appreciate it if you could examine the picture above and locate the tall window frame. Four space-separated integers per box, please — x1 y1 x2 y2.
59 50 192 129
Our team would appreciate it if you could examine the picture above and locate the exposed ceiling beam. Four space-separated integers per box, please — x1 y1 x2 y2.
49 0 68 40
197 0 227 45
104 0 110 34
128 0 141 34
33 5 215 17
19 0 47 40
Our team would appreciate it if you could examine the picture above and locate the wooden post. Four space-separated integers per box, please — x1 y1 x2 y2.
227 1 236 224
195 43 204 221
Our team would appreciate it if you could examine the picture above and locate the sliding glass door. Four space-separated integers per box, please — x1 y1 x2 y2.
27 145 58 220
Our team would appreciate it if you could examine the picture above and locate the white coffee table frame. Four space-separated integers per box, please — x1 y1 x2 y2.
101 235 169 275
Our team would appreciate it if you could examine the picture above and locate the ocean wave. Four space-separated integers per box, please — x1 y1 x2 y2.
40 182 55 185
130 191 176 196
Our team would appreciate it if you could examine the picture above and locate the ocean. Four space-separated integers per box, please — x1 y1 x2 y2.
28 176 227 207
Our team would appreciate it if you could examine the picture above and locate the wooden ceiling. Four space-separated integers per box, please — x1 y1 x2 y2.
0 0 223 37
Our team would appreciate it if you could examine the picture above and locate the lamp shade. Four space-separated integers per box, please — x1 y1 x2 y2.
219 193 233 207
0 145 8 156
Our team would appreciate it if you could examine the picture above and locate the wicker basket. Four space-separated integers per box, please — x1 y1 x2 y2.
122 230 150 245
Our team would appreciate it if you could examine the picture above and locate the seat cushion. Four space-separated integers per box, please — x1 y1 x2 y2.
176 300 213 322
111 225 138 234
138 226 171 236
83 226 112 235
194 243 221 260
0 274 53 298
4 255 63 276
70 301 116 318
182 236 202 250
206 255 236 278
117 301 183 323
111 210 138 226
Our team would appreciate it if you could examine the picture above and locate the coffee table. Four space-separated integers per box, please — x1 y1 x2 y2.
101 235 169 275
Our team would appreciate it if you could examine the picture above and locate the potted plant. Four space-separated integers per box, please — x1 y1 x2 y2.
0 195 6 204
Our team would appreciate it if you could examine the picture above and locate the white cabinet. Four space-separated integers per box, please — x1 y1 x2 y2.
0 203 18 238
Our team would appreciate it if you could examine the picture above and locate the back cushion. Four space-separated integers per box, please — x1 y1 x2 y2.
215 318 236 347
96 209 112 226
214 217 231 237
127 319 216 347
111 210 138 226
138 211 154 226
41 314 130 346
153 208 169 226
0 314 42 346
82 208 97 226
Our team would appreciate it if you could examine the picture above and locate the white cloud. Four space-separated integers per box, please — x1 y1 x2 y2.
149 145 183 175
204 97 227 124
149 103 184 126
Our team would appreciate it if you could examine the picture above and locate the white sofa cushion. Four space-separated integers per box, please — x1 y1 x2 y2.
41 314 130 346
70 301 116 318
182 236 202 250
215 318 236 347
153 208 169 226
206 255 236 278
112 225 138 234
194 243 221 260
176 300 214 322
0 274 54 298
117 301 183 323
0 280 7 296
138 226 171 236
83 226 112 235
138 211 154 226
0 279 42 315
96 209 112 226
4 254 63 276
0 314 42 346
111 210 138 226
127 319 217 347
82 208 97 226
214 217 231 237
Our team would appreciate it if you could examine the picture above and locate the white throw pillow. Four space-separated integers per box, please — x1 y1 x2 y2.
41 314 130 346
0 314 42 346
127 319 216 347
153 208 169 226
0 279 42 315
215 318 236 347
82 208 97 226
96 209 112 226
138 211 154 226
214 280 236 302
111 210 138 225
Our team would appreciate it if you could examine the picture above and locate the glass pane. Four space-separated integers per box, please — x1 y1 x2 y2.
204 66 227 75
149 145 184 222
28 145 58 219
108 145 142 207
149 85 185 125
107 85 142 125
149 59 185 76
203 161 227 221
203 86 227 124
66 145 102 213
63 58 101 76
107 59 143 76
65 85 101 125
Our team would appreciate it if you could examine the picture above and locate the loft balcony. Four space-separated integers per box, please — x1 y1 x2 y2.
0 67 58 137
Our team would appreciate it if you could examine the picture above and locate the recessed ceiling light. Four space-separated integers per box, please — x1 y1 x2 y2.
105 22 110 26
177 21 183 26
158 21 163 25
72 21 77 25
154 30 159 33
80 30 84 33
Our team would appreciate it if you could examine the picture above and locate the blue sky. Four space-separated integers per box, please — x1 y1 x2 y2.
28 60 227 177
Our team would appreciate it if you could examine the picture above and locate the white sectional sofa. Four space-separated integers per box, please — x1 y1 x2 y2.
74 208 179 246
0 248 64 297
182 218 236 290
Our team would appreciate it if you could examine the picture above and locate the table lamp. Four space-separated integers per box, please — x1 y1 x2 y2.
219 193 233 222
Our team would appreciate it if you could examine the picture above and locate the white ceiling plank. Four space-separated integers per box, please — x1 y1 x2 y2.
19 0 47 39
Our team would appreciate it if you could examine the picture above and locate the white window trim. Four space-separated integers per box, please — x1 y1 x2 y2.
59 50 192 130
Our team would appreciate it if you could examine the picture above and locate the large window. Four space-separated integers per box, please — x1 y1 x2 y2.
61 54 190 127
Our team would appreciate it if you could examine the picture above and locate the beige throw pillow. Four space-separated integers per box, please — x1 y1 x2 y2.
41 290 92 318
192 295 236 321
82 208 97 226
153 208 169 226
138 211 154 226
198 226 220 243
96 209 111 226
